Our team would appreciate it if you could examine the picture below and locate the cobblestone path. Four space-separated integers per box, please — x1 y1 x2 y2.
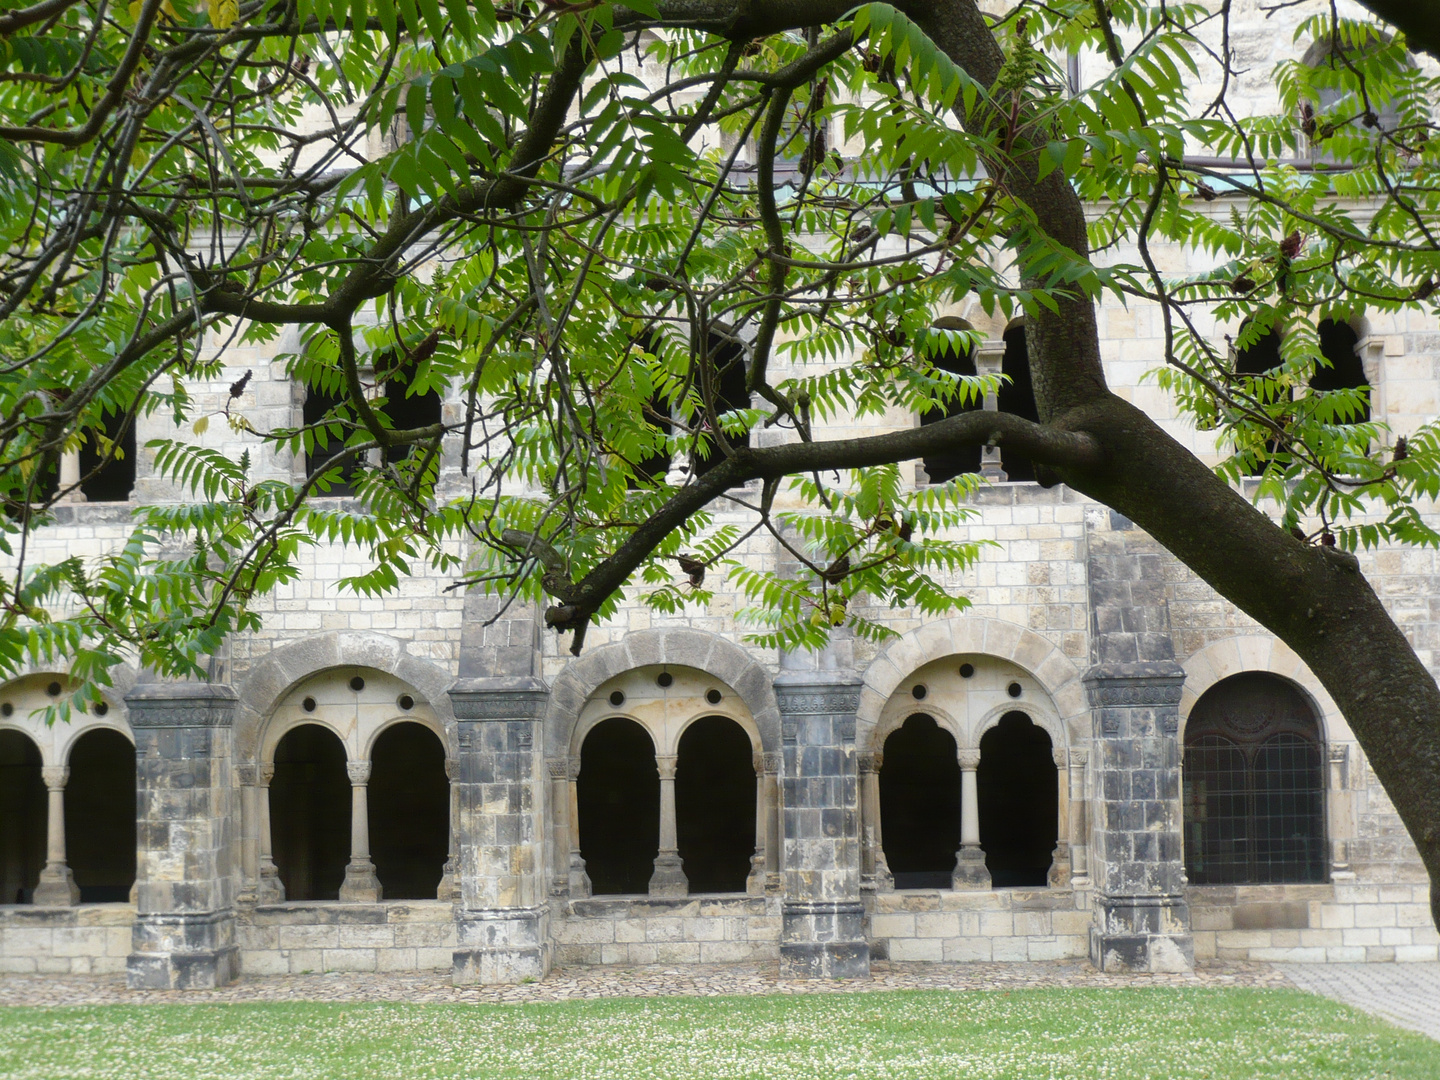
1280 963 1440 1043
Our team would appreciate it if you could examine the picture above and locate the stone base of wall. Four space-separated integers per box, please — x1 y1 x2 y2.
237 901 456 974
0 904 133 974
554 895 782 966
1190 882 1440 962
868 888 1091 962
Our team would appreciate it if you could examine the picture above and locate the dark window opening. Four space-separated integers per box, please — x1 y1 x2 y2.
380 362 443 468
1312 320 1369 424
1234 325 1287 476
271 724 351 901
0 731 45 904
675 716 755 893
690 334 750 480
577 717 659 894
303 387 359 497
978 711 1056 887
632 389 673 486
1184 673 1326 885
920 321 982 484
998 324 1041 482
78 409 136 502
878 714 960 889
1302 33 1408 155
65 729 135 903
368 721 448 900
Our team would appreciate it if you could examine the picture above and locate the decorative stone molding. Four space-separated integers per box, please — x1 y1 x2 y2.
546 758 569 779
957 747 981 769
444 758 459 782
40 766 69 789
449 677 550 720
235 764 258 786
346 761 372 785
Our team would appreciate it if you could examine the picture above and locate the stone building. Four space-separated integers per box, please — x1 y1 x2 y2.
2 0 1438 989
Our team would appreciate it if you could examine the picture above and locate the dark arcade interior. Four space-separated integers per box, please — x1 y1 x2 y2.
920 322 984 484
879 714 961 889
0 731 44 904
64 729 135 902
998 323 1041 482
578 717 660 894
368 722 449 899
78 409 136 502
978 712 1057 887
271 724 352 901
675 716 755 893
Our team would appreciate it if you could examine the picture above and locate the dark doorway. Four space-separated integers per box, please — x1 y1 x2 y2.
369 722 449 899
271 724 351 901
998 323 1041 482
78 409 136 502
675 716 755 892
690 333 750 479
920 321 983 483
65 729 135 902
978 712 1056 887
0 731 45 904
1184 673 1326 884
577 718 659 894
879 714 961 889
1312 320 1369 423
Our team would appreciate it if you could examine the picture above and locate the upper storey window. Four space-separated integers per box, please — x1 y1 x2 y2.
918 318 982 484
997 322 1040 483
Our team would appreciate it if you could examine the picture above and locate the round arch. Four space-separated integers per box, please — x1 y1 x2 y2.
1179 635 1345 745
0 672 133 767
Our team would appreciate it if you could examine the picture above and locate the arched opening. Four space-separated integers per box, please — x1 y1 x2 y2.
303 386 360 497
690 332 750 480
65 729 135 902
368 721 449 900
1183 673 1326 884
577 717 659 894
270 724 351 901
675 716 755 893
379 360 443 468
1234 322 1287 476
1312 320 1370 424
978 712 1056 887
998 323 1040 482
879 714 961 889
0 731 45 904
78 409 136 502
919 319 983 484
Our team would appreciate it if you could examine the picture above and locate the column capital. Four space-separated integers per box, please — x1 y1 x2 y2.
260 761 276 785
41 765 70 789
546 758 570 780
346 760 372 785
1052 746 1069 767
957 747 982 770
568 756 582 780
856 751 875 774
444 758 459 782
655 754 677 779
1068 748 1089 769
124 681 238 729
235 764 259 787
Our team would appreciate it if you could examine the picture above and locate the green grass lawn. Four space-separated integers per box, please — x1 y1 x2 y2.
0 988 1435 1080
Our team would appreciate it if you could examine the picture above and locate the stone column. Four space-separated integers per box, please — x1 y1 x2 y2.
649 754 688 897
775 672 869 980
1084 662 1193 973
976 339 1007 482
58 450 85 503
235 765 259 905
125 682 240 989
1328 743 1356 880
33 766 79 906
256 763 284 903
764 751 782 892
747 753 768 897
448 677 551 985
858 751 893 892
953 748 990 889
566 757 591 898
1048 746 1073 888
1068 749 1090 886
338 761 381 902
439 758 461 901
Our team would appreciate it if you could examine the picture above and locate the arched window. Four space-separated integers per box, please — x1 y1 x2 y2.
303 386 359 497
978 712 1056 887
0 730 45 904
1301 32 1409 151
1234 322 1287 476
78 409 136 502
689 332 750 480
368 722 448 900
1311 320 1369 424
878 714 960 889
675 716 755 893
1184 673 1326 885
379 360 443 468
65 729 135 902
998 323 1040 482
919 319 983 484
270 725 352 901
577 717 659 894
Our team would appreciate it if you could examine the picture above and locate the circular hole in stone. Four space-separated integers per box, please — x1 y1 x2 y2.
94 701 109 717
398 694 414 711
46 681 62 697
911 684 928 700
1007 682 1023 699
302 696 317 712
349 676 366 692
609 690 625 707
656 672 674 689
706 688 723 705
0 702 11 717
959 663 975 679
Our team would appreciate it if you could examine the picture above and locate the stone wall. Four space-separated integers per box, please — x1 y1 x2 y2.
553 897 782 966
237 902 456 975
869 888 1090 963
0 905 133 974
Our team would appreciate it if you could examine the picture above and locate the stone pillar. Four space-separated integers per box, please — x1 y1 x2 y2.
649 754 688 897
747 753 768 897
566 757 591 898
33 766 79 906
439 758 461 901
125 682 240 990
1068 749 1090 886
1083 662 1193 973
976 339 1007 482
774 672 869 980
858 751 893 892
953 748 990 889
235 764 259 905
256 762 284 903
58 450 85 503
1049 746 1073 888
1328 743 1355 880
448 677 551 985
763 752 782 892
339 761 381 902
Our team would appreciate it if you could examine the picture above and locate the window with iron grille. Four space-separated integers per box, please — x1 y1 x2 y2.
1183 673 1326 885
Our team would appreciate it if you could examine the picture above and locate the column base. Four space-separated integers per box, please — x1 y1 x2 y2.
256 862 285 904
453 906 551 985
648 851 688 898
567 853 592 899
339 859 382 903
746 855 767 897
780 901 870 979
438 858 461 902
127 910 240 989
1090 894 1193 973
952 847 991 890
33 864 80 906
1048 842 1072 888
